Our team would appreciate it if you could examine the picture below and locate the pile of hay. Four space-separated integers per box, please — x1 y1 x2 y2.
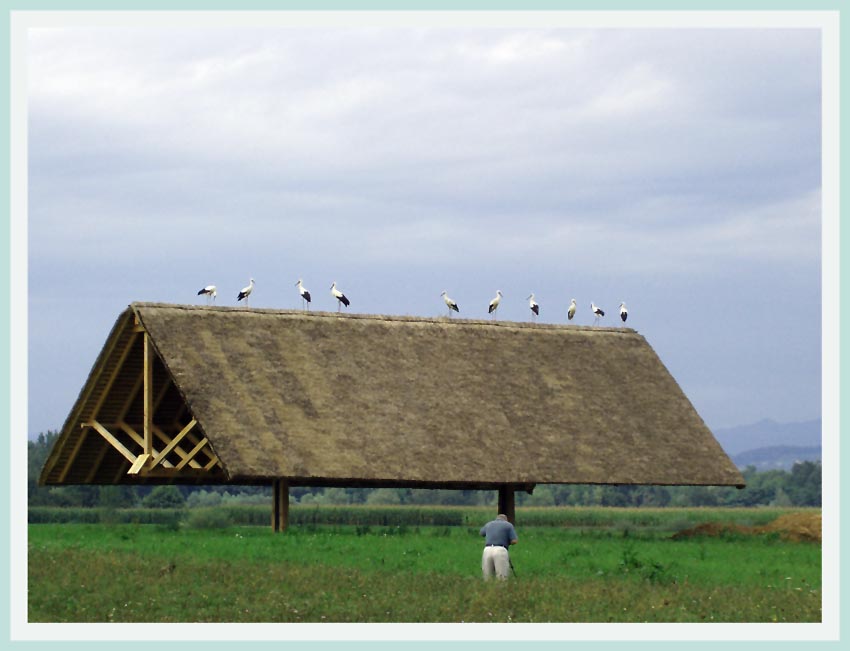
757 512 821 543
672 512 821 543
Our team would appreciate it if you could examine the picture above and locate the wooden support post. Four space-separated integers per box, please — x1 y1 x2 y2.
143 333 154 457
272 479 290 533
498 485 516 524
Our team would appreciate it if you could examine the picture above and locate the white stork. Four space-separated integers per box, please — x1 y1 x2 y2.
330 282 350 312
197 285 217 304
619 302 628 324
591 301 605 326
237 278 255 305
567 298 577 322
441 291 460 316
296 279 312 310
488 290 502 318
527 293 539 320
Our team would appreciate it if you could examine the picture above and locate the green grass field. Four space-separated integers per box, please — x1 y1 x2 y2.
28 508 821 623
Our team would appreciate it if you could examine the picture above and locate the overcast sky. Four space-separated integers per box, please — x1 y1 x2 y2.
25 19 823 438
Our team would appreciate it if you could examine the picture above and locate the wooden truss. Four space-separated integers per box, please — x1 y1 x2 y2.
77 329 222 480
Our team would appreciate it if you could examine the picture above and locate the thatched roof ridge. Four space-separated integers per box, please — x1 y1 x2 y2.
134 301 634 331
41 302 744 488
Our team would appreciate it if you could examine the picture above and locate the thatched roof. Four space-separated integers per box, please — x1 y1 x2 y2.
40 302 744 488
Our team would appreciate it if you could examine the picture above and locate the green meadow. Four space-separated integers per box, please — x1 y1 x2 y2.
28 507 821 623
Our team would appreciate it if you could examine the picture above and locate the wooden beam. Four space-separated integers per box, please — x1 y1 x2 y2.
89 331 140 425
59 331 140 482
118 423 174 469
121 421 221 474
86 421 137 465
172 400 188 427
152 374 172 411
175 437 210 470
114 370 167 434
150 419 197 468
112 460 129 484
151 425 201 469
117 373 144 423
498 485 516 525
143 333 154 457
58 427 89 483
84 441 112 483
140 467 224 480
272 479 290 533
128 453 151 475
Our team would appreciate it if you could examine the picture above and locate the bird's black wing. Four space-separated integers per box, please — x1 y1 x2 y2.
303 291 312 302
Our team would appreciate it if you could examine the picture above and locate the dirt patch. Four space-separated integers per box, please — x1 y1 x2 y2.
672 512 821 543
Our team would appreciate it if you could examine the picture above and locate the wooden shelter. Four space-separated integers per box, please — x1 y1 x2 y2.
40 303 744 529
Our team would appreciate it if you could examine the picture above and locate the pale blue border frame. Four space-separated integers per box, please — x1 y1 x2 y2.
1 0 844 649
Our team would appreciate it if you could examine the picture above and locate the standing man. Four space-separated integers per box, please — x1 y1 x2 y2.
479 513 518 580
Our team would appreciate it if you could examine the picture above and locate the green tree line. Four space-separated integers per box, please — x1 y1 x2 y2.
29 430 821 510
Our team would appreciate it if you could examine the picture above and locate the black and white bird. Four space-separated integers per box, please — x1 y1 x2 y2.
527 293 539 320
296 279 312 310
619 302 628 324
488 290 503 318
330 282 350 312
197 285 217 304
591 302 605 325
237 278 255 305
568 298 577 321
441 291 460 316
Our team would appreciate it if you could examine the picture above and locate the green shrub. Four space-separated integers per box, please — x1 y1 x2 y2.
185 508 232 529
142 486 186 509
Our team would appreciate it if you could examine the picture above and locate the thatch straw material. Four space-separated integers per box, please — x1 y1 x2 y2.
41 303 744 488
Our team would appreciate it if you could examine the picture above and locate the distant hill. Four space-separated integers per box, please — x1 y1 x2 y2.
712 418 821 457
732 445 822 472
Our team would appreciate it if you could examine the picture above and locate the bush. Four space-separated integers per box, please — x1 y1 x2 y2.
143 486 186 509
186 490 223 508
185 508 232 529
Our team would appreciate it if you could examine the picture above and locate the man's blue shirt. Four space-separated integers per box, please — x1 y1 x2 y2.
480 519 518 547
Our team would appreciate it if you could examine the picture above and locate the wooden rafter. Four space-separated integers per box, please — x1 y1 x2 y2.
143 333 154 457
67 323 222 482
93 417 221 477
152 425 203 469
172 401 188 426
117 422 174 469
118 373 144 423
86 420 137 465
112 461 129 484
59 331 140 482
176 437 210 470
150 419 197 469
58 428 90 483
85 443 112 483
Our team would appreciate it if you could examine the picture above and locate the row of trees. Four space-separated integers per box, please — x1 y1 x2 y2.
28 431 821 509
